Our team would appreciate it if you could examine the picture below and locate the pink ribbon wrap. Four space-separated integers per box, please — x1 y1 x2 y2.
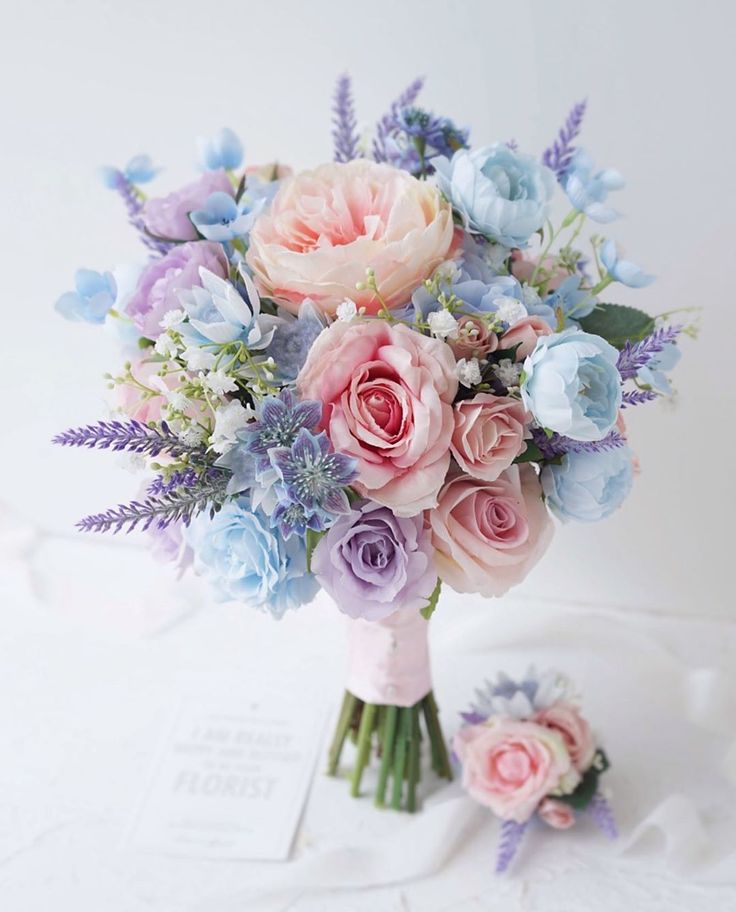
345 607 432 707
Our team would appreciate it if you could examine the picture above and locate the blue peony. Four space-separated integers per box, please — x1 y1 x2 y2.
561 149 624 223
55 269 117 324
541 446 634 522
521 329 622 441
432 144 555 247
184 500 318 617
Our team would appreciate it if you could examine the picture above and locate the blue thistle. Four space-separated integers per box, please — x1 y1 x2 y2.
384 106 469 176
242 389 322 472
269 428 357 515
332 73 360 163
542 100 587 180
373 76 425 162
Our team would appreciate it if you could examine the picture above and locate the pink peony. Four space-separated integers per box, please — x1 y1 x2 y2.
449 316 499 361
142 170 232 241
534 702 596 772
538 797 576 830
246 160 455 317
450 394 528 482
500 316 552 361
297 320 458 516
454 718 578 823
429 465 553 596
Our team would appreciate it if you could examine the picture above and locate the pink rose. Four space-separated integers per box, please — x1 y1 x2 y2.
449 316 499 361
500 316 552 361
454 719 578 823
429 465 553 596
538 797 576 830
142 170 232 241
534 702 596 772
450 394 528 482
297 320 457 516
117 359 171 423
246 160 455 317
510 251 567 291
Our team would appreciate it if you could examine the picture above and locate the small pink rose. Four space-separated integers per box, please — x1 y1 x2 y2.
534 702 596 772
510 251 568 291
500 316 552 361
453 718 577 823
429 466 553 597
298 320 458 515
449 316 499 361
538 797 576 830
450 394 528 482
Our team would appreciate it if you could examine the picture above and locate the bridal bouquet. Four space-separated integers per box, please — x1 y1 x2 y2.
54 76 687 810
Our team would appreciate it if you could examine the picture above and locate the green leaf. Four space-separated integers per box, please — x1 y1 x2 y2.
557 765 600 810
420 578 442 620
305 527 326 574
513 442 543 464
579 303 655 349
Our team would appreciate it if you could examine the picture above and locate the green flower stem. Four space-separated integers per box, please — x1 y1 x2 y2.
375 705 398 807
328 689 452 813
350 702 377 797
590 274 614 296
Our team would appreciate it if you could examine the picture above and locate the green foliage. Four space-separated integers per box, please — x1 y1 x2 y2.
305 527 326 573
513 442 544 465
420 578 442 620
557 750 610 810
579 303 655 349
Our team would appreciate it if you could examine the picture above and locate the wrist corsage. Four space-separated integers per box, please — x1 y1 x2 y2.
454 667 617 873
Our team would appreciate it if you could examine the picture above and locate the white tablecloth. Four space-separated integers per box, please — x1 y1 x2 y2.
2 504 735 911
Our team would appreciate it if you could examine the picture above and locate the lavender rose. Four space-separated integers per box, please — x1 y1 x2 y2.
142 169 232 241
126 241 228 339
312 500 437 621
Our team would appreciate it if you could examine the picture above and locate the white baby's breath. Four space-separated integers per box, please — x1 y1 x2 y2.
428 309 459 340
456 357 482 387
493 358 522 387
210 399 253 454
181 346 217 371
336 298 360 322
154 333 179 359
159 308 185 330
493 296 528 327
201 369 238 397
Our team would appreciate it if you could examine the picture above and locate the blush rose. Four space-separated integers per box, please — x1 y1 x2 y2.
534 701 596 772
450 394 528 482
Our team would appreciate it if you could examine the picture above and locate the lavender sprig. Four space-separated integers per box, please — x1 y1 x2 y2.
542 100 587 179
495 819 528 874
373 76 424 162
147 468 201 496
589 792 618 839
109 171 174 257
617 325 682 380
77 474 228 534
53 419 206 461
332 73 360 163
531 427 625 460
621 388 659 408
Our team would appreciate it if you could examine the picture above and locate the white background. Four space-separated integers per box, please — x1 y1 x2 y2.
2 0 734 617
1 2 735 910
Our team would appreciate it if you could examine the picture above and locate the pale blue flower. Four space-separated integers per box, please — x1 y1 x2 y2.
544 276 596 328
637 342 681 394
541 446 634 522
433 144 555 247
100 154 159 188
197 127 244 171
177 268 277 348
55 269 117 324
190 178 277 242
561 149 624 223
521 329 622 441
242 388 322 472
600 240 655 288
184 500 318 617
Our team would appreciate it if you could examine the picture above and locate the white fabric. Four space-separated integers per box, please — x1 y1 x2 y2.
1 502 735 911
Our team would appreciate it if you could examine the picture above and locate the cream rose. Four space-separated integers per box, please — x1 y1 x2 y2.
450 394 528 482
534 702 596 772
246 160 455 316
429 465 553 596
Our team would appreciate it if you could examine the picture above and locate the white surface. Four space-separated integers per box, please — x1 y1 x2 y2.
1 518 735 911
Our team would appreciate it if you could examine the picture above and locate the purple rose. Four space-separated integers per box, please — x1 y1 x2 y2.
142 170 233 241
312 500 437 621
148 520 193 579
126 241 228 338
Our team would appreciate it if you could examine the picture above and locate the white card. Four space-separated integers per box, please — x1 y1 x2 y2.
129 693 327 860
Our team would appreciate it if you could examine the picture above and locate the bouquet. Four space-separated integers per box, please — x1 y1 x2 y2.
454 668 616 873
53 75 687 811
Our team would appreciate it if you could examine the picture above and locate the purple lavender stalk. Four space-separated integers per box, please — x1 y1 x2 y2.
495 819 529 874
542 100 587 179
621 388 659 408
147 468 201 496
332 73 360 163
531 427 625 460
589 792 618 839
617 325 682 380
52 419 206 460
373 77 425 162
109 171 173 257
